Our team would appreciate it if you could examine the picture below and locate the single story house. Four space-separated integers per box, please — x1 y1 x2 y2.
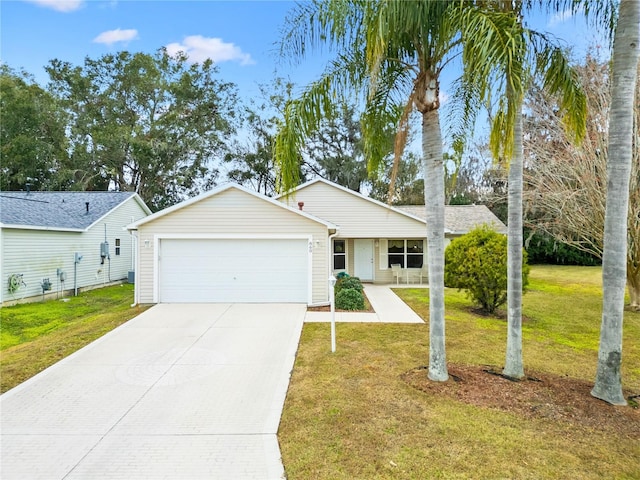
128 178 506 306
1 191 151 305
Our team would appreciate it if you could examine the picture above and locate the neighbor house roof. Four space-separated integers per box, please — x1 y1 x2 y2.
396 204 508 235
0 191 151 232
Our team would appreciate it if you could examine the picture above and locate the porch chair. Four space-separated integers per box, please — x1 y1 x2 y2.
391 264 402 285
418 263 429 284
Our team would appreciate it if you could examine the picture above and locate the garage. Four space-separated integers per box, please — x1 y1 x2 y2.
157 237 310 303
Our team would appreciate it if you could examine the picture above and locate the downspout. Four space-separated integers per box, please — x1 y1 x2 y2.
130 217 135 271
0 225 3 305
73 252 83 296
130 229 138 307
327 228 340 303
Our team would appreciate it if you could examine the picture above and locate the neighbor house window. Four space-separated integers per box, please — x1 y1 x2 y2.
388 239 424 268
333 239 346 270
115 238 121 256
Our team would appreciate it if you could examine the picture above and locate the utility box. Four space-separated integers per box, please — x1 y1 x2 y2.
127 271 135 284
100 242 109 259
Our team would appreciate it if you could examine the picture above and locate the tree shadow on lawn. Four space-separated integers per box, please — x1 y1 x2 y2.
402 364 640 440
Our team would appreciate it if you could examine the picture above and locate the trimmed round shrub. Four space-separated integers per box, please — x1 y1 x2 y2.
335 288 365 310
335 276 363 295
336 271 350 280
444 225 530 314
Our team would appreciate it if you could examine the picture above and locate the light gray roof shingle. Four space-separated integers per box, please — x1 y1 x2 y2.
0 191 137 230
396 204 508 234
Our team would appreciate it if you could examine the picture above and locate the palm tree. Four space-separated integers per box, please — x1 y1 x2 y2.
591 0 640 405
275 0 521 381
520 0 632 403
504 4 587 380
457 1 588 379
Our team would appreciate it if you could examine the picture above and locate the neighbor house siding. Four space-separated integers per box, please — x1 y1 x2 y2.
136 188 329 305
1 197 147 304
279 181 427 238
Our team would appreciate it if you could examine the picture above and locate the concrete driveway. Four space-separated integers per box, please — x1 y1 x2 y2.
0 303 305 480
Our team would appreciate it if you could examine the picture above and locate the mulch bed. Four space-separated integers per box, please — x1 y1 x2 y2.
402 363 640 439
307 291 375 313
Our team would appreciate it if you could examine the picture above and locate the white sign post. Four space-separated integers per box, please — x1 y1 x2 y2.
329 275 337 352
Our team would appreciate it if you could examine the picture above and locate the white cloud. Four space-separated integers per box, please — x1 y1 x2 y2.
548 6 583 27
165 35 254 65
23 0 84 12
93 28 138 46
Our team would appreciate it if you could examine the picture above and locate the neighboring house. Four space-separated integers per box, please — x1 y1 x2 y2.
0 191 151 305
128 178 506 306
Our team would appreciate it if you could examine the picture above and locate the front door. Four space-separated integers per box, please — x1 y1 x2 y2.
354 239 374 281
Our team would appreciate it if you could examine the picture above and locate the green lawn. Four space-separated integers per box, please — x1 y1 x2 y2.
1 284 148 393
279 266 640 479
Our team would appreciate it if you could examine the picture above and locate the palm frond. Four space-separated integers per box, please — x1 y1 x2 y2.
456 4 526 162
274 49 368 192
279 0 366 64
525 0 618 46
530 34 587 143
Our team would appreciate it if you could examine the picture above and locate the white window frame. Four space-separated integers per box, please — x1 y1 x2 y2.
383 239 425 268
333 238 347 271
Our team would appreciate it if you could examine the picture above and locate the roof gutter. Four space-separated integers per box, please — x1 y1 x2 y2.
130 229 139 307
0 223 85 233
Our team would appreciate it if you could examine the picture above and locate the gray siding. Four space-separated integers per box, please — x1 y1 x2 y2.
136 188 329 305
1 197 147 304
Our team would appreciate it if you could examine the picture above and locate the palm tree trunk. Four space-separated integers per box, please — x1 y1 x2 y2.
503 98 525 379
628 269 640 311
423 108 448 382
591 0 639 405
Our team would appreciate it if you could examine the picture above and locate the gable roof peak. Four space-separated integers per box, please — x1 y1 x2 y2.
277 177 446 228
127 181 337 230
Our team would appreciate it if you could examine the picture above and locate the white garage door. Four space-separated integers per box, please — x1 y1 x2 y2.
158 238 309 303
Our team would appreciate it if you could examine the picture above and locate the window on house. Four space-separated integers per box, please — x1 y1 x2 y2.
388 239 405 267
115 238 121 256
406 239 424 267
333 239 346 270
388 239 424 268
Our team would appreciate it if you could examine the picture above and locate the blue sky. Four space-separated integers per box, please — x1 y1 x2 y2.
2 0 606 104
0 0 327 99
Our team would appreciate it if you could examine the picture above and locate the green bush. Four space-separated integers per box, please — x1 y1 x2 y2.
444 225 530 314
524 230 600 266
335 288 365 310
335 276 363 295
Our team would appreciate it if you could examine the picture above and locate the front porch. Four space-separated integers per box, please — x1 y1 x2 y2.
331 237 429 285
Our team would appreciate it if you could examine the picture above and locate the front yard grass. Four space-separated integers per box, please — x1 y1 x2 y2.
1 284 148 393
279 265 640 479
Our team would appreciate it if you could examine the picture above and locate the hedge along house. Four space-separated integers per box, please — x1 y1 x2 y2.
127 184 337 306
0 191 151 305
277 179 507 285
